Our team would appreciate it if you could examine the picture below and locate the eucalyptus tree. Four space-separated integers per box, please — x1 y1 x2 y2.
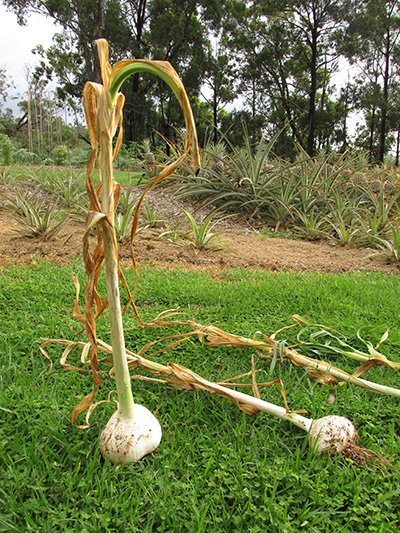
2 0 114 84
0 67 11 108
340 0 400 162
144 0 210 147
201 38 236 143
0 67 16 137
225 0 344 156
2 0 214 143
350 70 382 159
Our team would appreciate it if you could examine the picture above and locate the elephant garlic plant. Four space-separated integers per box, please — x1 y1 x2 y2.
79 39 199 464
41 336 381 464
40 39 382 467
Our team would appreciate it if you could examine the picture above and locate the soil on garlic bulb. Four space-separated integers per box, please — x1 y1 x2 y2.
100 405 162 464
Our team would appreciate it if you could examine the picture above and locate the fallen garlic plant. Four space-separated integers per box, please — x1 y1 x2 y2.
132 316 400 399
41 39 397 466
40 335 381 464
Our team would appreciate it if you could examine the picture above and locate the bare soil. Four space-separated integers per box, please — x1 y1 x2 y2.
0 185 398 275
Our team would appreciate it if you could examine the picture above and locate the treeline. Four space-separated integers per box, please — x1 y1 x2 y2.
2 0 400 162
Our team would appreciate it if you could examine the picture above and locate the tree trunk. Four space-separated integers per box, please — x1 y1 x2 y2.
306 28 318 156
340 82 350 153
213 88 218 143
251 77 257 142
97 0 105 38
279 74 304 149
123 0 147 143
368 104 376 163
317 56 328 150
378 28 391 163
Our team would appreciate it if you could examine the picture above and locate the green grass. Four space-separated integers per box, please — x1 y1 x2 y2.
1 263 399 531
3 164 144 186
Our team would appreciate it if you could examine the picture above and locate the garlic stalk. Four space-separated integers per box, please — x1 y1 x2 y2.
81 39 199 463
42 336 378 462
96 74 162 463
208 384 359 456
182 321 400 398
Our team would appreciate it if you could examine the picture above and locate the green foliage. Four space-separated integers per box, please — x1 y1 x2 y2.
177 127 283 220
115 198 165 243
25 167 86 209
115 141 144 171
178 138 400 251
0 134 15 165
52 174 86 209
5 165 144 188
369 226 400 263
182 209 225 250
224 0 348 156
293 210 328 241
67 146 91 167
3 192 67 240
327 219 361 247
116 187 132 215
115 204 135 244
141 200 165 229
4 0 400 160
0 66 13 112
339 0 400 162
51 144 69 166
4 0 214 147
13 148 41 165
0 263 399 530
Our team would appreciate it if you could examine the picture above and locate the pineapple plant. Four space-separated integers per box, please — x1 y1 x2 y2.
142 139 156 168
203 141 226 176
370 179 383 195
352 172 366 188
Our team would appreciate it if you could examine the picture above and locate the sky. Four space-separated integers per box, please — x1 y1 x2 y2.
0 4 59 114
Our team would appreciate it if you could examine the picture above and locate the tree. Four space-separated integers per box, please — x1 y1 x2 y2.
202 38 236 143
340 0 400 162
0 67 14 111
2 0 216 144
3 0 111 81
224 0 345 156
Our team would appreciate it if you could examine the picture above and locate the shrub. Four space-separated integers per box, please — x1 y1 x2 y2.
68 146 91 167
51 145 69 166
13 148 40 164
0 134 14 165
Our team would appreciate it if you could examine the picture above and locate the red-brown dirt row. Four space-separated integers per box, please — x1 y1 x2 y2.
0 210 398 275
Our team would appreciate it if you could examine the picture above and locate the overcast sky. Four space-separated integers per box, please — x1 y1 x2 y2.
0 4 59 113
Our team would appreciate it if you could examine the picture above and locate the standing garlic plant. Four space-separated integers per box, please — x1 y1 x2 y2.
79 39 199 464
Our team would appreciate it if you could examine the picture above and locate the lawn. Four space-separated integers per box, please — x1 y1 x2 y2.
5 165 144 186
0 263 399 531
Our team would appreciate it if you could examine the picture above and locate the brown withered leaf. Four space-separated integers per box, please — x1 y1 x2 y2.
308 370 339 386
353 359 391 378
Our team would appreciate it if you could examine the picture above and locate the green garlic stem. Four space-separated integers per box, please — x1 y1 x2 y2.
203 380 313 432
99 119 135 420
96 339 312 432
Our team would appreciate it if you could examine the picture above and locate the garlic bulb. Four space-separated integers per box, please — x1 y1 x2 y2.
309 415 358 455
100 405 162 464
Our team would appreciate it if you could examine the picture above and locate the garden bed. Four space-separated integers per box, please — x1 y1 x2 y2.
0 188 398 274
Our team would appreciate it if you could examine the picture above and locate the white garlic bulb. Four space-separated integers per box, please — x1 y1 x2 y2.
100 405 162 464
309 415 358 455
